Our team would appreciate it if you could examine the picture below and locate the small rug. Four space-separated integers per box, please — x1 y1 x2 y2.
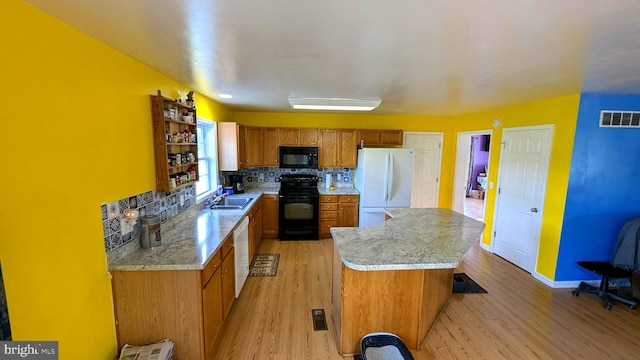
453 272 488 294
248 254 280 277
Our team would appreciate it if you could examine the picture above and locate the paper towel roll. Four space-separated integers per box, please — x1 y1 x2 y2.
325 173 332 189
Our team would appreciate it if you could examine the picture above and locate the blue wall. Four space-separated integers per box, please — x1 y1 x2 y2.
555 94 640 281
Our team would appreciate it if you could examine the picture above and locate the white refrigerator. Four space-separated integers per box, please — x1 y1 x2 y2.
355 148 414 227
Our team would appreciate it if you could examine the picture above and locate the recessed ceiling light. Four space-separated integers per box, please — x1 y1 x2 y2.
219 94 233 99
288 97 381 111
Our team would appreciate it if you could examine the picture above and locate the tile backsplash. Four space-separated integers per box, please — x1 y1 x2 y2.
101 185 195 253
221 167 355 185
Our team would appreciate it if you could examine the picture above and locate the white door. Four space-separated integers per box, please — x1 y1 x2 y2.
404 132 443 208
493 125 553 273
356 148 388 208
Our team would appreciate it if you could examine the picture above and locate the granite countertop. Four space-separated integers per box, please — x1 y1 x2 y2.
330 208 485 271
108 187 279 272
318 186 359 195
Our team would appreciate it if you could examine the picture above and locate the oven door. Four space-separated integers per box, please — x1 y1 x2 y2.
279 194 319 240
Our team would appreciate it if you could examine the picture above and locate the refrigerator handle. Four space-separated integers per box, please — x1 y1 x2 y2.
387 153 394 202
383 152 390 202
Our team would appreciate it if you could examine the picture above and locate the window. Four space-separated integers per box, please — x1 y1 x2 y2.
196 118 218 202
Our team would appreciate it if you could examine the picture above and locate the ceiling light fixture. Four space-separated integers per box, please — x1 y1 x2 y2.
288 97 381 111
219 94 233 99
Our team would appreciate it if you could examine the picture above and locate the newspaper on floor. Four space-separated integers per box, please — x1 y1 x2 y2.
118 338 174 360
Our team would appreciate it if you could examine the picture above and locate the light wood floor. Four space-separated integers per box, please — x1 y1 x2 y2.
214 238 640 359
464 197 485 221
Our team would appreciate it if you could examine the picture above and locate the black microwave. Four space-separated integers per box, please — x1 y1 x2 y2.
279 146 318 169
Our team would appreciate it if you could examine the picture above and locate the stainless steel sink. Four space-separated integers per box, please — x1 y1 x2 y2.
210 197 254 210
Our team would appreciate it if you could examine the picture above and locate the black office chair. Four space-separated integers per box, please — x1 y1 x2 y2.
571 261 637 310
572 217 640 310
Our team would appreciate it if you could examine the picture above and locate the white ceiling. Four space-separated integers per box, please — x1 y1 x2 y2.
26 0 640 115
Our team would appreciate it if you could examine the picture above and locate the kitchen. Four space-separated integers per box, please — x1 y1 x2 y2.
107 116 436 358
4 1 640 359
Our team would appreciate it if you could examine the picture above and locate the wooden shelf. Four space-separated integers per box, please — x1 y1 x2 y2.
169 163 197 171
164 118 196 125
150 95 199 192
172 181 197 191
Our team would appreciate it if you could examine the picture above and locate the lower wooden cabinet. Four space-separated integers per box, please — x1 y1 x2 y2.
112 234 235 360
320 195 359 238
248 198 263 261
261 194 279 238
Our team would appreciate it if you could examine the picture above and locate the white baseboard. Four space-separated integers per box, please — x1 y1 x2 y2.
533 271 600 288
479 242 492 252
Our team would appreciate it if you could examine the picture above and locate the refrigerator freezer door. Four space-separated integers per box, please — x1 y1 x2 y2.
386 149 414 208
359 208 387 227
356 148 389 208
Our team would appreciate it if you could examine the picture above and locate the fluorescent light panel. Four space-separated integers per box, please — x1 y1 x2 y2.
288 97 381 111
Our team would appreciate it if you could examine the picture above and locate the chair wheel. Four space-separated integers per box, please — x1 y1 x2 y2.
606 302 612 310
629 305 637 310
572 290 579 296
578 283 587 290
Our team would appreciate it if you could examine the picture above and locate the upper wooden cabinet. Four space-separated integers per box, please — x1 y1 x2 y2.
218 122 247 171
357 129 403 146
263 128 279 167
278 128 318 146
319 129 357 168
244 126 263 168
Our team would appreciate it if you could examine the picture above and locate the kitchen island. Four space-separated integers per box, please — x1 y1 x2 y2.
330 208 485 355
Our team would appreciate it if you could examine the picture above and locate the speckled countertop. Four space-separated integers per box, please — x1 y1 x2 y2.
330 208 485 271
318 186 359 195
107 187 279 271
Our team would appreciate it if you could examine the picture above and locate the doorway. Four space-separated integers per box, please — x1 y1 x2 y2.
452 131 492 222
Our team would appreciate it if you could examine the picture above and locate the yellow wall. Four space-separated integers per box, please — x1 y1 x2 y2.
0 1 231 358
452 94 580 278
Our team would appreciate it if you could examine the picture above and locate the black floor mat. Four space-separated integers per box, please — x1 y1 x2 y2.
453 272 488 294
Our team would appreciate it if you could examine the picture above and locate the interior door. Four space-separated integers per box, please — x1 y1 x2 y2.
493 125 553 273
404 133 443 208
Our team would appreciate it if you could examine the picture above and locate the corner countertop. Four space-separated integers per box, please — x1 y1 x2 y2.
107 187 279 272
318 186 359 195
330 208 485 271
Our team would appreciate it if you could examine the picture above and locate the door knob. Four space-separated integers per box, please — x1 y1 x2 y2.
531 208 538 213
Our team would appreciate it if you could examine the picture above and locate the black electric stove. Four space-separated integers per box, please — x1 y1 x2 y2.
278 174 320 240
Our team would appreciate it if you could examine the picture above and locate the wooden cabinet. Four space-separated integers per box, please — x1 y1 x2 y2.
278 128 318 146
263 128 279 166
319 195 359 238
357 129 403 146
247 199 263 261
202 258 223 357
112 234 235 360
319 129 357 168
338 195 359 227
261 194 279 238
221 247 235 320
244 126 263 167
218 122 247 171
150 95 199 192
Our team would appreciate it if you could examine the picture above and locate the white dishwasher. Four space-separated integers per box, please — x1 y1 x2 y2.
233 216 250 298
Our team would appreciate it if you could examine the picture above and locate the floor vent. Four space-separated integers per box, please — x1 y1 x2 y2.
600 111 640 128
311 309 328 331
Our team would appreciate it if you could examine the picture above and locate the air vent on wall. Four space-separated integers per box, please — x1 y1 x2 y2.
600 111 640 128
